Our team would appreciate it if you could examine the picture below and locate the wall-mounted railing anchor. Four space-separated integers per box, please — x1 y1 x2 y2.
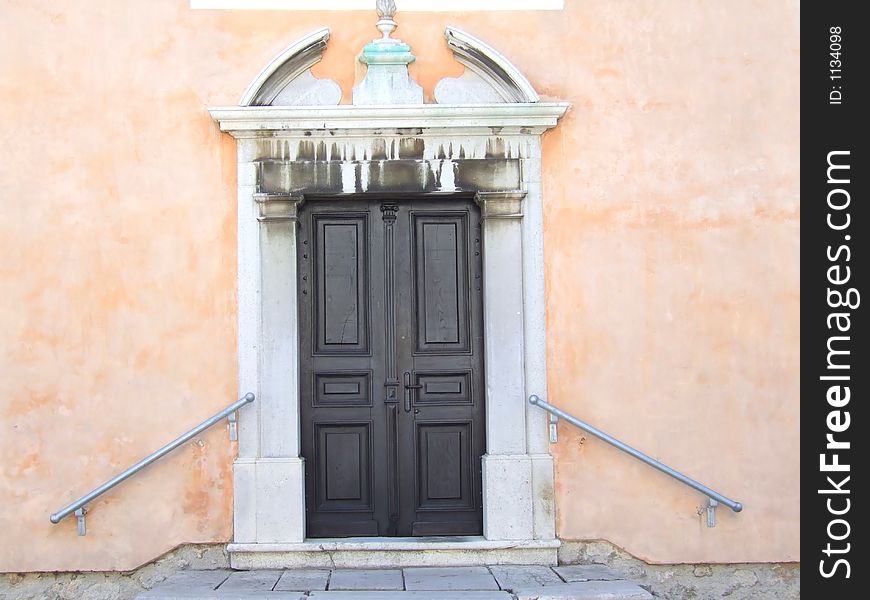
75 507 86 536
548 412 558 443
705 498 718 528
228 410 239 441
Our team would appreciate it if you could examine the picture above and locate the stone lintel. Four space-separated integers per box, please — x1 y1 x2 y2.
257 159 522 196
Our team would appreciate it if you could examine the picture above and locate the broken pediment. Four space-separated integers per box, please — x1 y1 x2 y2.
237 5 542 107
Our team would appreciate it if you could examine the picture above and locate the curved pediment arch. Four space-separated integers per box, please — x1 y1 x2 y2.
435 27 540 104
239 27 341 107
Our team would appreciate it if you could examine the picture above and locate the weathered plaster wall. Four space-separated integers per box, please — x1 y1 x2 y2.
0 0 799 570
540 1 800 564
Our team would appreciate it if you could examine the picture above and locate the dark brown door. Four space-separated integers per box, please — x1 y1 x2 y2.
298 197 485 537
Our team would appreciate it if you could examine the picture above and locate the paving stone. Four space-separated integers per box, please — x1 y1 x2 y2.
489 565 563 590
328 569 404 591
138 590 306 600
137 570 234 598
218 570 284 592
309 592 511 599
514 580 653 600
553 565 625 582
146 570 232 592
402 566 498 591
274 569 331 591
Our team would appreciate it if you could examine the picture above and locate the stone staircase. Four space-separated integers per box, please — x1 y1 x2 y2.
138 564 652 600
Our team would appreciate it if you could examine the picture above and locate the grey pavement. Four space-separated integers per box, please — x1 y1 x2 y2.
138 564 652 600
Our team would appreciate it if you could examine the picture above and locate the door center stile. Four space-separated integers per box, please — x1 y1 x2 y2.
380 202 401 535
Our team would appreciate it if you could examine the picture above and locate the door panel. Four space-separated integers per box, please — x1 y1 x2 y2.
313 213 370 354
313 371 372 407
300 198 484 538
412 213 471 353
416 421 474 507
315 422 372 509
414 371 472 405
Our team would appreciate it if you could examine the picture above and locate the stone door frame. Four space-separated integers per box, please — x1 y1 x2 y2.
212 102 566 560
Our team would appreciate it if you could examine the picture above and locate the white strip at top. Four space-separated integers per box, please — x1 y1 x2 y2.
191 0 564 11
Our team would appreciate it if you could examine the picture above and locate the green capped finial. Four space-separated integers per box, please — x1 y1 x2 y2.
361 0 414 65
352 0 423 103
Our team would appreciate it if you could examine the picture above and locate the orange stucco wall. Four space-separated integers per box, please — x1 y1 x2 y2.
0 0 799 571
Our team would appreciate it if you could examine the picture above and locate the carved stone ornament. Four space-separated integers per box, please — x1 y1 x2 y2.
376 0 397 19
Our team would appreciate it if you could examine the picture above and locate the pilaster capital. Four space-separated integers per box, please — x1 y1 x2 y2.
254 193 305 223
474 190 527 220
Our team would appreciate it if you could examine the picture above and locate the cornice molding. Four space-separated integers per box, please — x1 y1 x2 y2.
209 103 569 137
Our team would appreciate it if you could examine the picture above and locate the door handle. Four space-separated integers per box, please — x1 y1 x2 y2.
403 372 421 412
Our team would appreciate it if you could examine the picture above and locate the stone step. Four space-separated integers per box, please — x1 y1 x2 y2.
137 565 652 600
227 536 560 569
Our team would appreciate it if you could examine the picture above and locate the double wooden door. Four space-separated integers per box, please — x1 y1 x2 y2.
299 197 485 537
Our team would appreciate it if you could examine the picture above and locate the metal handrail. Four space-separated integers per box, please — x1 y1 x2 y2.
50 393 255 533
529 395 742 526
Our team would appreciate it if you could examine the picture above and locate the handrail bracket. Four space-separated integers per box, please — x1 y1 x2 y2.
75 508 86 536
548 413 558 443
705 498 719 528
228 410 239 441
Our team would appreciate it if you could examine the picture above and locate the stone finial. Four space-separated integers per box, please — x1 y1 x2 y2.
375 0 398 39
376 0 397 19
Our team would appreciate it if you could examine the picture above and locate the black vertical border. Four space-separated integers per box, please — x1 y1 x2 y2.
802 3 866 596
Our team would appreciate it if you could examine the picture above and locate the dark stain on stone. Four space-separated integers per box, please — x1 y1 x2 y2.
254 140 270 161
365 160 427 192
485 138 506 159
370 139 388 160
254 162 264 191
399 138 425 159
258 160 343 194
296 141 316 161
310 161 342 191
455 159 521 191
